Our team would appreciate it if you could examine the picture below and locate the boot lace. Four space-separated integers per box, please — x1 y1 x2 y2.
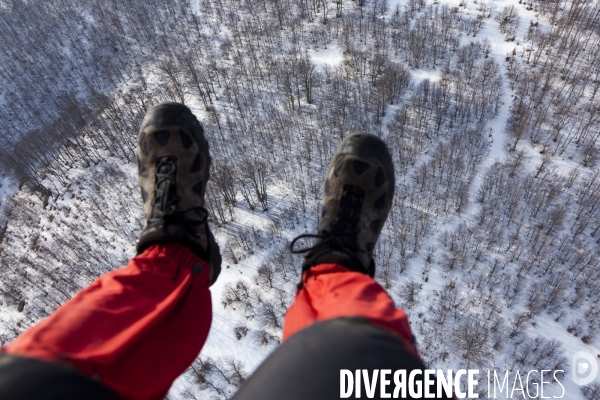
290 184 365 258
148 156 208 232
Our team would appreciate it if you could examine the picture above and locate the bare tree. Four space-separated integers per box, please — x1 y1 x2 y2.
453 316 489 368
240 157 270 211
398 279 421 305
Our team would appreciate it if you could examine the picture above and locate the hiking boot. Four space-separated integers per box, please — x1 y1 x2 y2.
135 102 221 285
291 133 395 277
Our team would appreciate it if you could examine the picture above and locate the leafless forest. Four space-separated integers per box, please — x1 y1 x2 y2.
0 0 599 398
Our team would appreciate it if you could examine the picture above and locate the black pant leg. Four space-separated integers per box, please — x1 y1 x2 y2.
232 317 452 400
0 354 118 400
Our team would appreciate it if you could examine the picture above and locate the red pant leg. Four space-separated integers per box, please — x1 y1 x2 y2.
282 263 420 358
4 243 212 400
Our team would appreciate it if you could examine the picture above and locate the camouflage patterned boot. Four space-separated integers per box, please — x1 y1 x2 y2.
136 102 221 285
291 133 395 277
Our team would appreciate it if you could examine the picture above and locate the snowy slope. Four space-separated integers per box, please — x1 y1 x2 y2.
0 0 599 399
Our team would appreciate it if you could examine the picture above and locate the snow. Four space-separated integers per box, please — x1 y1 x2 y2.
1 0 599 398
0 176 17 210
309 45 345 70
535 313 600 400
410 68 443 85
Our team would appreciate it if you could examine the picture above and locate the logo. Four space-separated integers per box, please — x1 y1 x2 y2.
572 351 599 386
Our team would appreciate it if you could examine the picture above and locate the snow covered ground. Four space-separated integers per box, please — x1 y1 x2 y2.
0 0 598 399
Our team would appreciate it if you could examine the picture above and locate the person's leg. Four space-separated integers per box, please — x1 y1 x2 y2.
234 134 448 399
1 103 222 400
282 263 418 357
234 264 425 399
0 354 118 400
283 132 416 351
232 318 430 400
3 243 211 400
